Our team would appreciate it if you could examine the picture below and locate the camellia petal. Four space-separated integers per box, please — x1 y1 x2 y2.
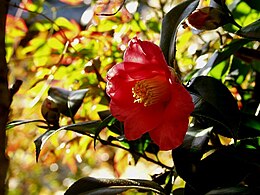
123 103 165 140
149 83 194 150
124 37 170 74
106 37 194 150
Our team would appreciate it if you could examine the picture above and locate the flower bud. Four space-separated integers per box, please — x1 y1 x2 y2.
186 7 227 30
41 97 60 126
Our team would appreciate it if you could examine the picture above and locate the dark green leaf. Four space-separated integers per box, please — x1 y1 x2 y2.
237 19 260 40
172 118 213 184
206 186 260 195
6 119 47 130
239 101 260 138
189 76 240 136
181 145 260 194
243 0 260 11
48 87 89 118
209 0 241 28
237 137 260 150
97 110 123 135
160 0 199 65
94 113 116 148
191 93 234 137
64 177 166 195
34 120 100 162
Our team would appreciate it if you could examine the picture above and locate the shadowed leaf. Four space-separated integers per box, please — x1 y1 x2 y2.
34 120 100 162
48 87 89 118
64 177 166 195
160 0 199 65
237 19 260 40
189 76 240 137
6 119 47 130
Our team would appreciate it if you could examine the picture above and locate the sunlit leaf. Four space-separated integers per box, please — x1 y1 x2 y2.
6 14 28 38
47 37 65 50
59 0 83 5
64 177 166 195
54 17 75 31
237 19 260 40
193 39 250 78
30 21 52 31
160 0 199 65
33 43 51 66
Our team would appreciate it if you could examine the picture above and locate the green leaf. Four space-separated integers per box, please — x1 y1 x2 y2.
64 177 166 195
237 137 260 150
188 145 260 193
48 87 89 119
54 17 75 31
47 37 64 50
94 113 116 148
193 39 250 78
34 120 101 162
6 119 47 130
172 119 213 183
160 0 199 65
237 19 260 40
188 76 240 137
98 110 123 135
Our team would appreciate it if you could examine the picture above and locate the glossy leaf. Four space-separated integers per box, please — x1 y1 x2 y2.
237 19 260 40
182 145 260 194
193 39 250 77
34 120 100 162
172 118 213 183
94 113 116 148
64 177 166 195
48 87 89 118
188 76 240 137
6 119 47 130
98 110 123 135
160 0 199 65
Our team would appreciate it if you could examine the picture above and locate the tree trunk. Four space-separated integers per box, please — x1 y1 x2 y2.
0 1 10 194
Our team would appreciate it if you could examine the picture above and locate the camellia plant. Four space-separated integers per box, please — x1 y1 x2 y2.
3 0 260 194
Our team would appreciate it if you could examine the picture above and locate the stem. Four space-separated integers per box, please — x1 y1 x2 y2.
0 1 11 194
87 134 173 170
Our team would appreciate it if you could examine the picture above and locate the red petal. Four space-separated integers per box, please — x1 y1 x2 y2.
124 38 169 72
149 117 189 150
124 103 164 140
149 83 194 150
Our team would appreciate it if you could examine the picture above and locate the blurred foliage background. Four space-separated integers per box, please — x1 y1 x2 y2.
5 0 260 194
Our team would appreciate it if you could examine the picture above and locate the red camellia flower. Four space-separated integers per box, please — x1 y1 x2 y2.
106 37 194 150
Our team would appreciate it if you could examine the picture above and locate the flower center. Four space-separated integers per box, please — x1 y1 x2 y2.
132 75 169 107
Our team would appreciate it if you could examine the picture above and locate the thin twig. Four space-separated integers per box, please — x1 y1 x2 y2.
87 134 173 170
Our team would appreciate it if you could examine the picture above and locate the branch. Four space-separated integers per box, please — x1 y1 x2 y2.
87 134 173 170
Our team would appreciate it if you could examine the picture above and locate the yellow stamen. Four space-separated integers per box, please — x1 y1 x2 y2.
132 76 169 107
